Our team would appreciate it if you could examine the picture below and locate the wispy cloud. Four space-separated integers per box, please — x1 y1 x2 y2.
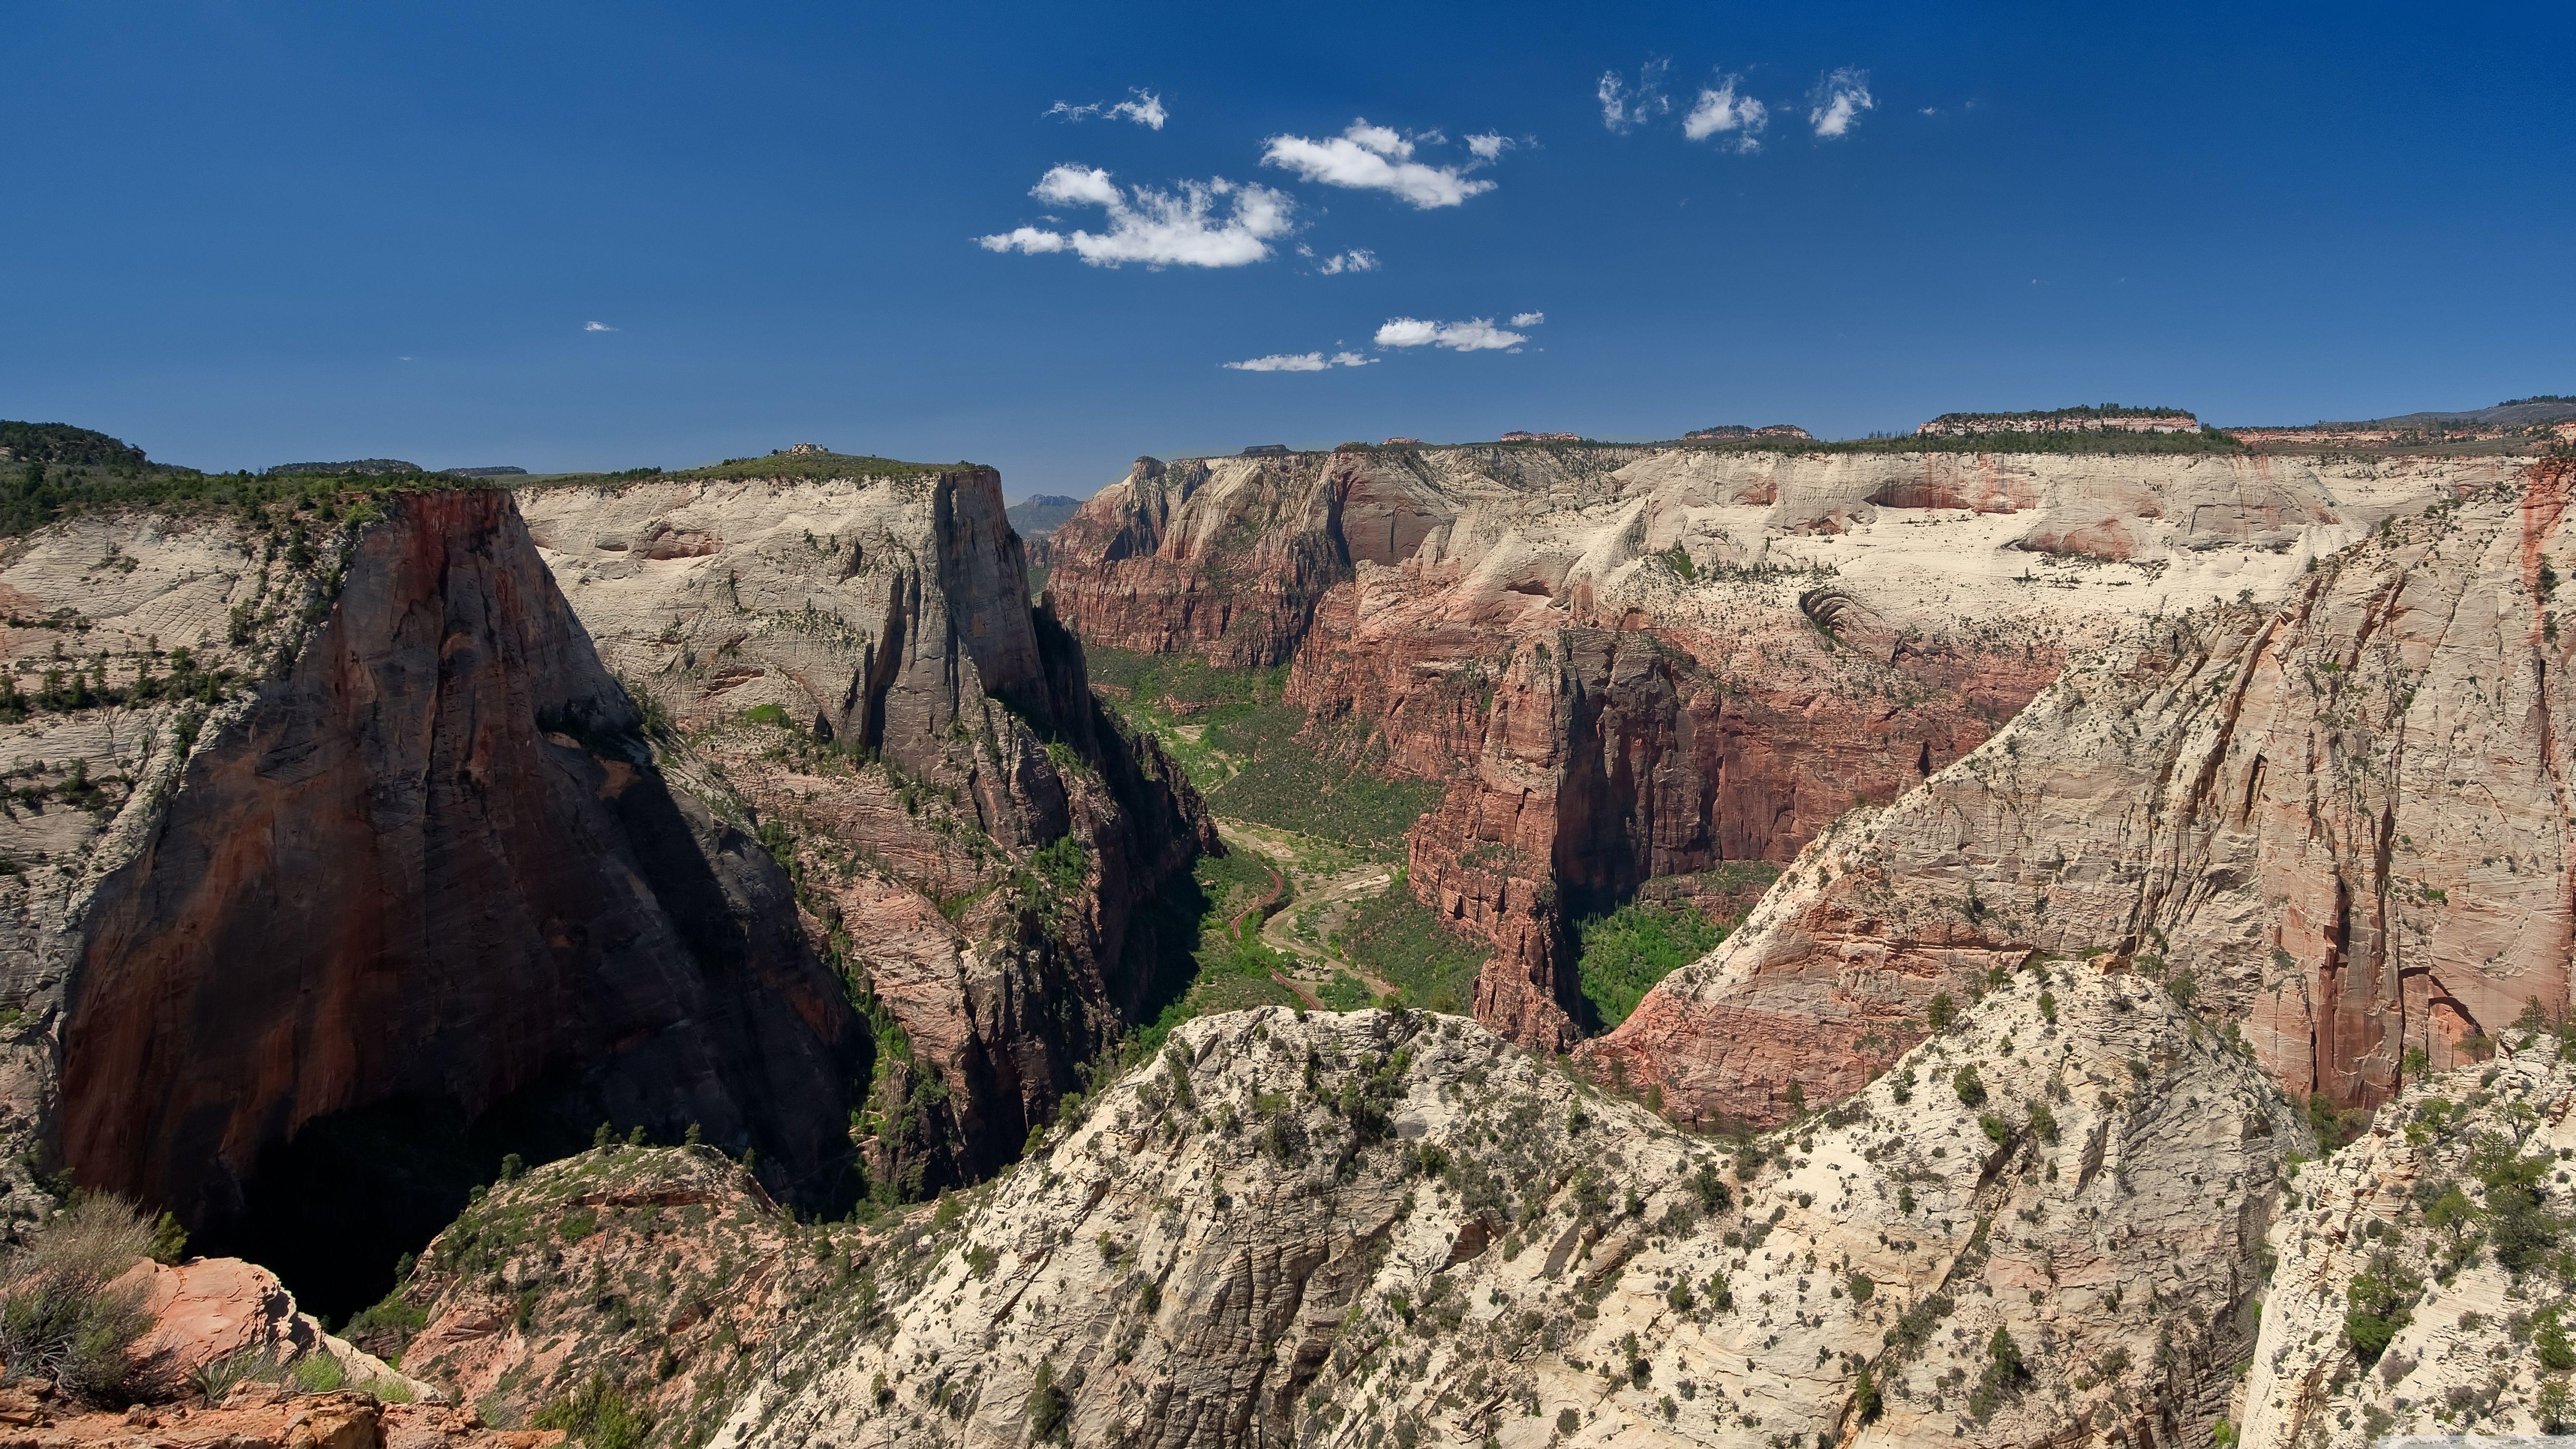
1044 88 1168 129
1261 120 1498 209
1375 316 1531 352
1509 311 1544 327
1316 249 1378 275
1224 351 1376 372
1809 68 1875 138
978 166 1293 268
1466 133 1512 162
1598 60 1671 133
1683 74 1768 151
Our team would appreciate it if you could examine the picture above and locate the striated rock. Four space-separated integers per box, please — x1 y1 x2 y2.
1589 461 2576 1125
2240 1028 2575 1448
519 469 1212 1190
1050 444 2525 1051
727 977 2300 1449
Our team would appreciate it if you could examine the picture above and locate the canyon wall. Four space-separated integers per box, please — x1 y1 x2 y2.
1587 461 2574 1125
0 491 864 1302
521 466 1212 1191
1048 444 2525 1050
729 977 2300 1449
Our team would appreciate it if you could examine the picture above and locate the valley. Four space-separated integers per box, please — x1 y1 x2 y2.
0 425 2565 1448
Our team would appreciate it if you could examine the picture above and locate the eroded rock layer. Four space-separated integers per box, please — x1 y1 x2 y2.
1590 461 2575 1126
728 978 2301 1449
521 469 1212 1189
1047 444 2525 1050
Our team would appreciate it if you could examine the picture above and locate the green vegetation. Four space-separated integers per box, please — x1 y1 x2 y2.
1335 871 1488 1014
0 421 147 467
0 1194 157 1403
1087 647 1444 850
2342 1250 2420 1363
1571 899 1731 1031
1126 846 1301 1052
0 456 502 538
532 1373 647 1449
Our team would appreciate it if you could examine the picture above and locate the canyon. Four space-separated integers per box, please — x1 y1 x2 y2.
0 432 2566 1449
1044 442 2534 1070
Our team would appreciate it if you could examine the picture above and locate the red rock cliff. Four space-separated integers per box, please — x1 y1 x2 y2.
57 490 863 1231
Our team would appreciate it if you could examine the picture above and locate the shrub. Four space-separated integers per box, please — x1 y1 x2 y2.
532 1374 646 1449
1927 993 1956 1032
1952 1066 1987 1107
0 1194 158 1404
1027 1359 1069 1442
2343 1251 2420 1364
289 1353 346 1393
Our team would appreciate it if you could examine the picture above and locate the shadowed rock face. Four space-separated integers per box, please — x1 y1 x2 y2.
54 491 862 1253
522 469 1213 1192
1589 461 2576 1126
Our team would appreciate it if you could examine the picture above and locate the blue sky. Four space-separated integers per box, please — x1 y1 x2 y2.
4 2 2570 497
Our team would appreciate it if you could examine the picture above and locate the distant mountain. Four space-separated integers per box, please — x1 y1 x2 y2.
0 421 148 468
2359 395 2576 428
443 466 529 478
1007 493 1084 537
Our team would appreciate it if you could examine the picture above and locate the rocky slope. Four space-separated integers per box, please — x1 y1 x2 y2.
725 973 2303 1449
375 1144 817 1446
0 489 863 1318
1590 459 2574 1127
1047 444 2528 1051
2241 1022 2574 1447
519 465 1212 1192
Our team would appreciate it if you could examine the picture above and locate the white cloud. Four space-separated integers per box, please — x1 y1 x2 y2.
1466 133 1511 161
1224 350 1375 372
1044 88 1168 129
583 321 617 332
1509 311 1545 327
1375 316 1528 352
1683 75 1768 151
1598 60 1671 133
1261 120 1496 209
977 166 1294 268
1809 68 1875 138
1316 249 1378 275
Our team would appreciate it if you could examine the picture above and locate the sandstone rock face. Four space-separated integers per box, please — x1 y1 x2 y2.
519 471 1211 1189
47 491 861 1242
727 980 2300 1449
122 1255 432 1400
2242 1032 2574 1448
1588 462 2574 1125
388 1145 809 1448
1048 445 2523 1051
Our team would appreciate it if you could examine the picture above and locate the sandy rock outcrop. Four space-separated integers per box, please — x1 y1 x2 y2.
2241 1027 2575 1447
1588 461 2574 1125
122 1256 432 1401
520 468 1213 1190
726 976 2301 1449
